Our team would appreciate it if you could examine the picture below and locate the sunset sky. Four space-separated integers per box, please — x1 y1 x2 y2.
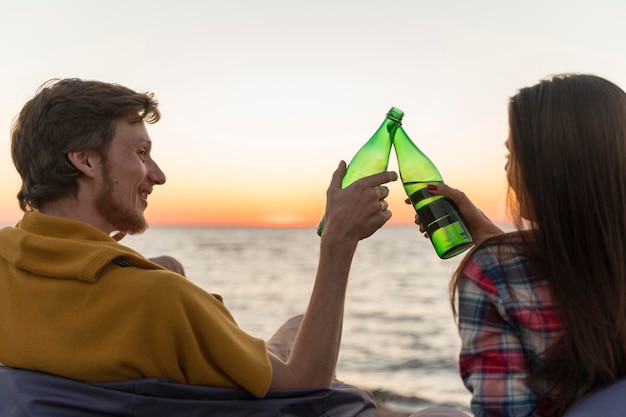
2 0 625 228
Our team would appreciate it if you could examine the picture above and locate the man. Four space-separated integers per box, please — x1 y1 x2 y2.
0 78 397 415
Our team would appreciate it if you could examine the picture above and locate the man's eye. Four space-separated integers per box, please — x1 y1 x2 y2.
137 149 147 161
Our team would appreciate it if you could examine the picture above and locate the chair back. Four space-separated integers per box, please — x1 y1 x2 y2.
0 366 379 417
563 377 626 417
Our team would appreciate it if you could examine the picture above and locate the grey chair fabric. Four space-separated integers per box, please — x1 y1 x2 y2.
563 377 626 417
0 366 379 417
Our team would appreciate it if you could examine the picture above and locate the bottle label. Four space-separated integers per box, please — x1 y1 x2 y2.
408 187 433 205
416 199 460 234
411 191 473 259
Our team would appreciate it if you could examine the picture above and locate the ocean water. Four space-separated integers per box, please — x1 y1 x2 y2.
123 225 472 414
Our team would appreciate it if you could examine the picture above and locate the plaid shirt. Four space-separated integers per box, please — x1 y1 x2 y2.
457 237 562 417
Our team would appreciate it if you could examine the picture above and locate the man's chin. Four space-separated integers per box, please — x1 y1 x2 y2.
113 217 148 237
125 222 148 236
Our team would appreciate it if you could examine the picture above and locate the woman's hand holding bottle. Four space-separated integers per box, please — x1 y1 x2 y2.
408 183 504 247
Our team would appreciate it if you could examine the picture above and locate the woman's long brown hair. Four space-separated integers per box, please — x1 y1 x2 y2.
452 74 626 415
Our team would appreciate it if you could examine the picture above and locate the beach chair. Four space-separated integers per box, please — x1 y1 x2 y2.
563 377 626 417
0 365 379 417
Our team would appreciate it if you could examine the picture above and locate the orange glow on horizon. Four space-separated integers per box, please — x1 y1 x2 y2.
0 173 510 229
144 180 510 228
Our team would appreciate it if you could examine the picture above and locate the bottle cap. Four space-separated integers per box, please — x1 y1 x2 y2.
387 107 404 123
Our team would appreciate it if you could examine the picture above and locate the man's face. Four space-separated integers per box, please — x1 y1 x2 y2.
96 119 166 235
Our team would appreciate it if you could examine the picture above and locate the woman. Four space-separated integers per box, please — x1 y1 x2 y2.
415 73 626 416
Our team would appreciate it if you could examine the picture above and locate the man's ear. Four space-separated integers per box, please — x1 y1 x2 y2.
67 151 101 178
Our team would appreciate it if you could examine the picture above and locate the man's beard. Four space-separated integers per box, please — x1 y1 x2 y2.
96 173 148 236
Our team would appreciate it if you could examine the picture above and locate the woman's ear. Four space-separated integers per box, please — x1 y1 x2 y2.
67 151 101 178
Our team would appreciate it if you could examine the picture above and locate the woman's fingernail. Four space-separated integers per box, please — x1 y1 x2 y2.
427 184 438 191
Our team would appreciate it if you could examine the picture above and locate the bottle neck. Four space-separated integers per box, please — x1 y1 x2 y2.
386 107 404 124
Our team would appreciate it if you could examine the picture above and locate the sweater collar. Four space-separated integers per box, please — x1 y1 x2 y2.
1 212 160 283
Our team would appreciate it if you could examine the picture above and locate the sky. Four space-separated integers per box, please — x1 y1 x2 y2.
1 0 625 228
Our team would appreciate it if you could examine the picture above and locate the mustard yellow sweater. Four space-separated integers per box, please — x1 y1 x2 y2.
0 212 272 397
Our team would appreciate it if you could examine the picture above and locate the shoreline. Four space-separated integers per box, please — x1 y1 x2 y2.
372 390 470 416
378 403 410 416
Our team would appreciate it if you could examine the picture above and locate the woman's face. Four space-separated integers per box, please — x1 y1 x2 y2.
505 135 516 192
506 133 533 221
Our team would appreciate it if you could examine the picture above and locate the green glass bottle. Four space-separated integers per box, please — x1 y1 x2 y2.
316 107 402 236
392 116 473 259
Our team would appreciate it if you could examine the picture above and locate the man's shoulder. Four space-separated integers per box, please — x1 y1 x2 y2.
103 261 222 307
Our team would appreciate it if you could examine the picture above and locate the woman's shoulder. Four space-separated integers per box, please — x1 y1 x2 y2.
460 232 543 292
466 232 529 269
